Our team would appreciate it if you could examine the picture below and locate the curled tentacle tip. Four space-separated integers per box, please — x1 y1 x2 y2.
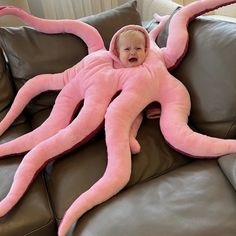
0 198 15 217
153 13 169 22
130 138 141 154
0 206 8 217
153 13 162 22
0 6 14 10
132 149 141 155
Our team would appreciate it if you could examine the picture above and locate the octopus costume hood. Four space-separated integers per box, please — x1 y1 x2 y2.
109 24 151 67
0 1 235 236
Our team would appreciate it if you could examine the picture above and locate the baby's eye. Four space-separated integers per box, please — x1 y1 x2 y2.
135 47 141 50
124 48 130 51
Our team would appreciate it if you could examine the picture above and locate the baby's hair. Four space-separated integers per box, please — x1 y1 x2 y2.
118 29 145 39
116 29 147 49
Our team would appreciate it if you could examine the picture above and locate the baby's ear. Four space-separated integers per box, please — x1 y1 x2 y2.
114 47 120 57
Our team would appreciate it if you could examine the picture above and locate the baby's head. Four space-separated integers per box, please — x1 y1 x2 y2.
116 29 147 68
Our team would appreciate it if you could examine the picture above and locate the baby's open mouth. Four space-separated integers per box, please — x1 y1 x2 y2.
129 57 138 63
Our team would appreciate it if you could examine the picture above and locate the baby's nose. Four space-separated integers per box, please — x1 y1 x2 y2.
130 49 136 55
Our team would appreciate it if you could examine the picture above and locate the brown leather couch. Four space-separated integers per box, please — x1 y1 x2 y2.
0 1 235 235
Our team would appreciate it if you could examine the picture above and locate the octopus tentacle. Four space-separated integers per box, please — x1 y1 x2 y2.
162 0 236 69
129 112 143 154
149 14 170 45
0 72 69 136
0 58 82 136
159 73 236 157
0 87 113 217
58 91 150 236
0 77 84 158
0 6 105 53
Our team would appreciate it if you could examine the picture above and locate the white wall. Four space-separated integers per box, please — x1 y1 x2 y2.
0 0 235 25
27 0 127 19
173 0 236 17
0 0 29 26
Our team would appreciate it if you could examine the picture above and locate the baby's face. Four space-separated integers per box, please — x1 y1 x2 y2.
117 31 147 68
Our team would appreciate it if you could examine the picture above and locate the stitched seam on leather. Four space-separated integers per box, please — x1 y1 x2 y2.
24 218 55 236
225 116 236 138
24 173 57 236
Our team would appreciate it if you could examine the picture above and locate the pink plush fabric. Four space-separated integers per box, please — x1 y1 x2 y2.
0 1 235 235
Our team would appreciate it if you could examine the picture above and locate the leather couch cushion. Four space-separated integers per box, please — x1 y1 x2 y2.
0 50 31 142
147 14 236 139
0 157 57 236
45 119 189 222
174 18 236 139
0 50 15 116
218 154 236 190
72 160 236 236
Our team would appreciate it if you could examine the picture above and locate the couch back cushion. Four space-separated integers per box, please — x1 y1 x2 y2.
147 15 236 138
0 49 31 140
173 18 236 139
0 0 141 126
151 14 236 139
0 50 15 120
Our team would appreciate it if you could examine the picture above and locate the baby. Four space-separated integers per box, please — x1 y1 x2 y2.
117 28 161 117
116 29 147 68
115 29 160 154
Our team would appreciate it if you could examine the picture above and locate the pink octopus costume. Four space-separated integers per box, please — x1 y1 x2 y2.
0 0 235 235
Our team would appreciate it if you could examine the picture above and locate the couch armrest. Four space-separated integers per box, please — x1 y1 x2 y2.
138 0 181 21
218 154 236 190
204 14 236 23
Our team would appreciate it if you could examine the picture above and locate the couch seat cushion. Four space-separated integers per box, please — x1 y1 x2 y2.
0 157 56 236
72 160 236 236
45 119 189 223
